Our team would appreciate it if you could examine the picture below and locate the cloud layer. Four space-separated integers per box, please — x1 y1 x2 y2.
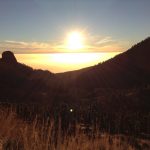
0 36 127 54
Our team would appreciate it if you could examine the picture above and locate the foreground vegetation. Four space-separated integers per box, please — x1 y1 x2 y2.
0 105 149 150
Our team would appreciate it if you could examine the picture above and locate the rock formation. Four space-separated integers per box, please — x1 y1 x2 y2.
1 51 17 64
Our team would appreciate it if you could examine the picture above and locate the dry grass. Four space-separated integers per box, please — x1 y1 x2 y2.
0 107 149 150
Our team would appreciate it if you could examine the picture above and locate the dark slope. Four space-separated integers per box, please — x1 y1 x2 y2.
0 38 150 111
0 42 150 136
57 37 150 90
54 38 150 113
0 51 56 103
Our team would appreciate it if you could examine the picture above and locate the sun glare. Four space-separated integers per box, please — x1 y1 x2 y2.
67 31 84 50
16 52 120 73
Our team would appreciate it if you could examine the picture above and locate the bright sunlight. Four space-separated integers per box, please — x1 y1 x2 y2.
16 52 120 73
66 31 84 51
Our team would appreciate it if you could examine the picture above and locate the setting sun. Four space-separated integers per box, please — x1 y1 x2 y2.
67 31 84 50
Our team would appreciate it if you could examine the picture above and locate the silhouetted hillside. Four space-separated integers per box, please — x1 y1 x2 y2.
53 38 150 114
0 51 56 104
57 37 150 90
0 38 150 113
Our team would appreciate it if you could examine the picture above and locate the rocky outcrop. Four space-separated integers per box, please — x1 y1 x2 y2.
1 51 17 64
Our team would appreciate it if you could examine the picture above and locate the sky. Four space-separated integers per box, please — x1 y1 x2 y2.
0 0 150 72
0 0 150 54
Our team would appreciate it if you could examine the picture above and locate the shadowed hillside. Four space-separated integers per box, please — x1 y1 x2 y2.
0 38 150 140
0 38 150 112
0 51 56 104
57 37 150 90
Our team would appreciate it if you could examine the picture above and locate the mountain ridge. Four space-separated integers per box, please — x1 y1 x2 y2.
56 37 150 89
0 37 150 109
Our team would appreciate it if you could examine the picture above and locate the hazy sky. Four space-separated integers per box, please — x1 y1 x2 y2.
0 0 150 54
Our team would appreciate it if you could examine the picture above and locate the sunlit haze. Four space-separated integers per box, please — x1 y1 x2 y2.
16 52 120 73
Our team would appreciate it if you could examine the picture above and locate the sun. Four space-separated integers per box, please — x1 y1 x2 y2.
66 31 84 51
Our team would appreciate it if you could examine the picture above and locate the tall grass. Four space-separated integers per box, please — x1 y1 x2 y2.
0 106 149 150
